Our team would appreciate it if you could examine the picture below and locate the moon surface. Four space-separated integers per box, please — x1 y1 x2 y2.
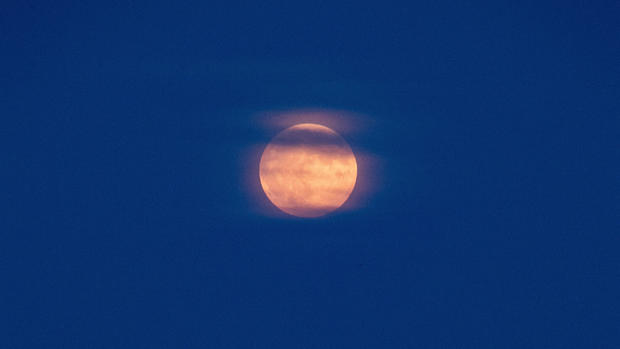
259 123 357 217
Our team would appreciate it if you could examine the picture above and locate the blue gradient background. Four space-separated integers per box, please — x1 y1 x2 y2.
2 1 619 347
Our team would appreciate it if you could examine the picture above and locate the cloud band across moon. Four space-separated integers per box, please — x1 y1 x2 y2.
259 123 357 218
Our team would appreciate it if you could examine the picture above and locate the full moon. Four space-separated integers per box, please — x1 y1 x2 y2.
259 123 357 218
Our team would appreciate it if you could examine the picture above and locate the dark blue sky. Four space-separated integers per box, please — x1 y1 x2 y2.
2 1 619 347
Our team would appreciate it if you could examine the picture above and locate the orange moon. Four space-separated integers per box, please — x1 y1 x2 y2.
259 123 357 218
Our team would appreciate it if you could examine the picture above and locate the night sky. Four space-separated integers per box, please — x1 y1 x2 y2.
3 1 619 348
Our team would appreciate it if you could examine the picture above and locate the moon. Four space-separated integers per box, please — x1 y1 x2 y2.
259 123 357 218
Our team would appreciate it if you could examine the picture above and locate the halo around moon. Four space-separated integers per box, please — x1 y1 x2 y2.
259 123 357 218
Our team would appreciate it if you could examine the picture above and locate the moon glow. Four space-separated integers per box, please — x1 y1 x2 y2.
259 123 357 218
